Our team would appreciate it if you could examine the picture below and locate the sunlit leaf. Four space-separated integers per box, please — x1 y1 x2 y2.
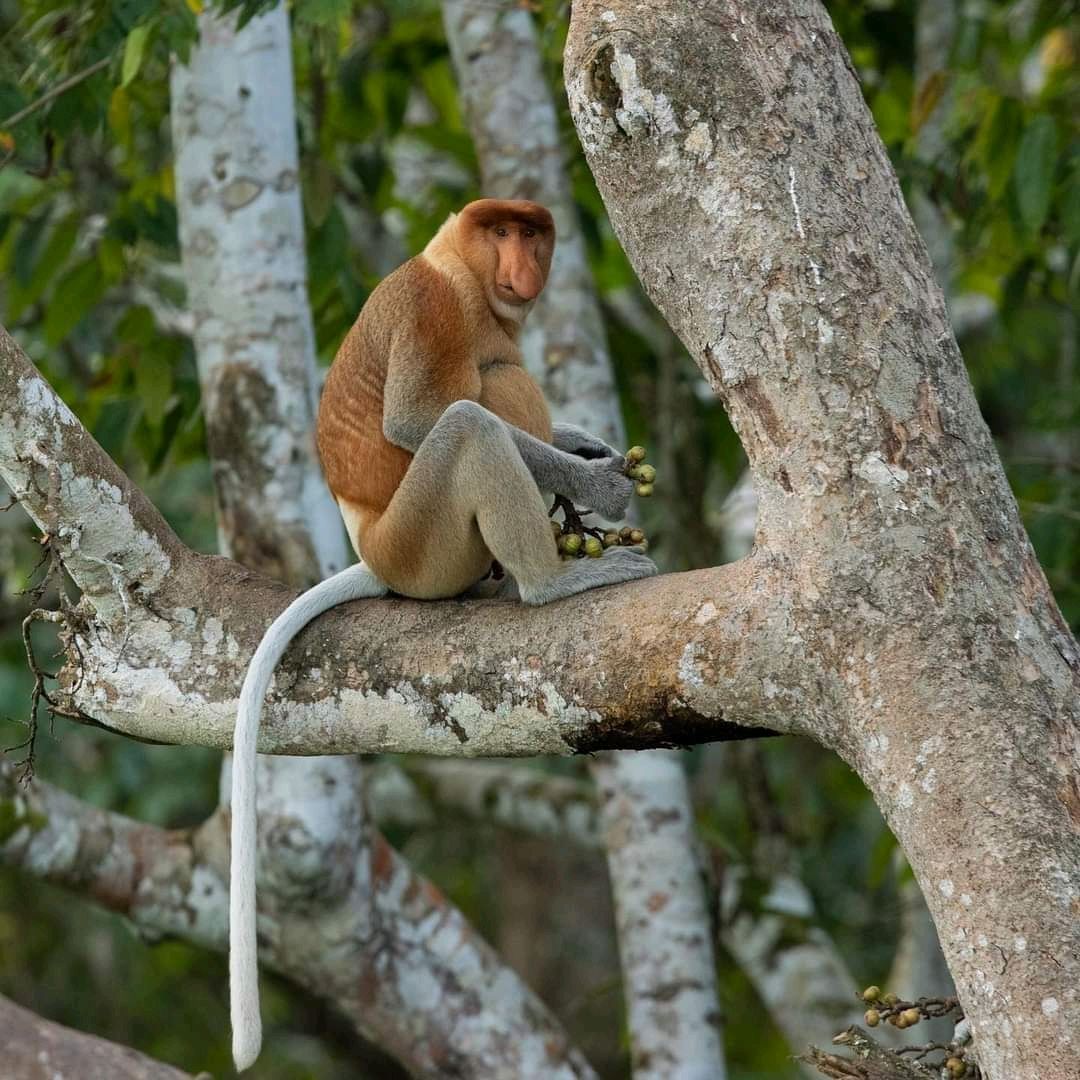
122 25 153 87
108 87 132 146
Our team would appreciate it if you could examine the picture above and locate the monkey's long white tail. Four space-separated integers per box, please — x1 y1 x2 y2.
230 561 387 1072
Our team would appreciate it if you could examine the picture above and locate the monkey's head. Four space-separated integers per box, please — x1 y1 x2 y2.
456 199 555 324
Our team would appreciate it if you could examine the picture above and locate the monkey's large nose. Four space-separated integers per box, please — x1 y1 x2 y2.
507 263 542 301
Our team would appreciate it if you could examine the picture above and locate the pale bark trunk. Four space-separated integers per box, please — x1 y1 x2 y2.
171 8 367 1066
444 5 726 1074
564 4 1080 1079
718 863 865 1074
170 6 343 584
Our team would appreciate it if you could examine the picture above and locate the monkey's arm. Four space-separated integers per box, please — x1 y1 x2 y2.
382 336 483 453
550 422 619 460
507 425 634 520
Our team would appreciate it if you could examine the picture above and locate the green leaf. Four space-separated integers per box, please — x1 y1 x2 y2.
869 67 913 146
43 260 106 345
7 216 79 322
1013 115 1058 237
135 348 174 426
970 96 1021 202
295 0 351 28
122 25 153 88
11 212 49 288
1061 158 1080 246
92 397 136 462
303 156 336 227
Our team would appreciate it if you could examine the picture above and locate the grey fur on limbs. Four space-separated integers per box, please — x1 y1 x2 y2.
384 394 637 521
550 422 619 461
417 401 656 604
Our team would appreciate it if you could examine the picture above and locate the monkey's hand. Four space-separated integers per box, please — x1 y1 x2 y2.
573 454 636 520
551 423 619 461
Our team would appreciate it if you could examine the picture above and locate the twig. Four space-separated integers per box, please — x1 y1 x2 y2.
0 56 111 130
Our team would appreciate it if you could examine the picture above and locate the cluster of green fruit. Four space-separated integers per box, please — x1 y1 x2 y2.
624 445 657 496
553 521 647 559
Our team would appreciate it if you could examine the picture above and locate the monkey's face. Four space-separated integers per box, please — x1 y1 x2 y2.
458 200 555 322
487 221 553 306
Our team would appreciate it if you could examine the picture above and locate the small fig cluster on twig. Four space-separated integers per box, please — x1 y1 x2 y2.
858 986 977 1078
551 513 647 560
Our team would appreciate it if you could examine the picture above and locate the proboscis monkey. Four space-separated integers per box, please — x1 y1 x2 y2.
230 199 656 1069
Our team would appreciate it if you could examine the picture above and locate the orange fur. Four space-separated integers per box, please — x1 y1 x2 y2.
316 201 555 585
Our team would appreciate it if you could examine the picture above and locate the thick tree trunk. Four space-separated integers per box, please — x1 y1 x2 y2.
564 4 1080 1079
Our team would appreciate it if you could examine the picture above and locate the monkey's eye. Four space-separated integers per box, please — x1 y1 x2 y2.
524 228 536 238
494 226 509 238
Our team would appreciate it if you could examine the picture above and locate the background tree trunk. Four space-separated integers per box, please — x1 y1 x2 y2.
443 4 727 1074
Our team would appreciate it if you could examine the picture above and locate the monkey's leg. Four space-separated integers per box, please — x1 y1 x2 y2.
363 401 656 604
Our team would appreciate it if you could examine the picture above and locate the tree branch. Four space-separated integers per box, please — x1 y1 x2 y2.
0 57 112 131
0 758 595 1078
0 328 783 756
0 992 194 1080
368 759 602 846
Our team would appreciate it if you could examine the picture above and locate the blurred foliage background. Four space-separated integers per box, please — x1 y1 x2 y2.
0 0 1076 1077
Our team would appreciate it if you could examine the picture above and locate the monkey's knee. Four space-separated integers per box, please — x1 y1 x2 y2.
423 401 518 473
442 400 509 446
440 399 496 432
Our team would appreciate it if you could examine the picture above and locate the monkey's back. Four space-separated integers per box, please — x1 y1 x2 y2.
317 262 416 532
